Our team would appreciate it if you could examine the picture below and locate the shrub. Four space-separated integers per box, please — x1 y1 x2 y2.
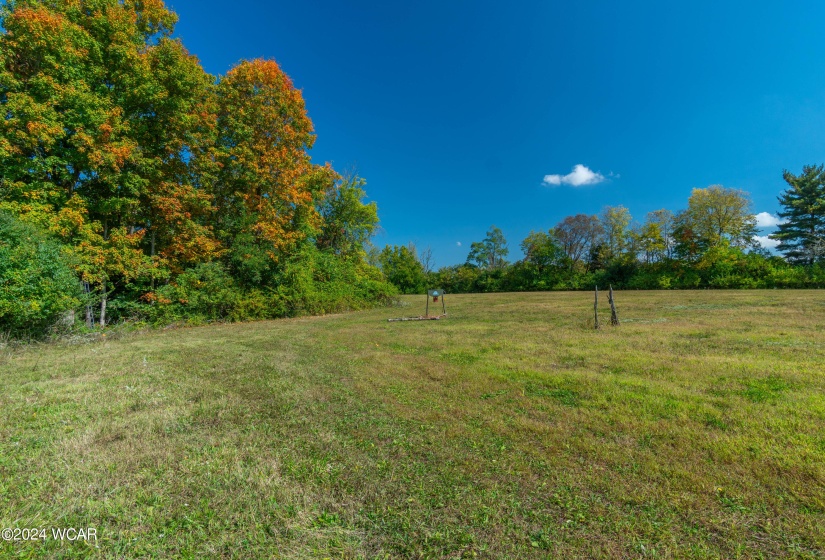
275 245 396 316
0 213 82 338
142 248 396 325
144 262 244 324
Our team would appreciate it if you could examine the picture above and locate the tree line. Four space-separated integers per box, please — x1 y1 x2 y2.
4 2 825 339
378 170 825 294
0 0 393 338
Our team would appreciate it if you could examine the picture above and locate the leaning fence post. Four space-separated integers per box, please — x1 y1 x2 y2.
609 284 619 326
594 286 600 329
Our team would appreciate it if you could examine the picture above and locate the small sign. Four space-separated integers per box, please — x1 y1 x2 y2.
427 289 445 297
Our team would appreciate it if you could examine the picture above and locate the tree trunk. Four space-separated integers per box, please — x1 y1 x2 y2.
99 281 107 328
61 310 75 327
150 230 157 290
83 282 94 328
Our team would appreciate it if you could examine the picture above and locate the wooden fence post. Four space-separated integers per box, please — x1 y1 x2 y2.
609 285 619 326
594 286 600 330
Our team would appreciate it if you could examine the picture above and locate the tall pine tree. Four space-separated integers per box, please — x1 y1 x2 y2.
771 165 825 264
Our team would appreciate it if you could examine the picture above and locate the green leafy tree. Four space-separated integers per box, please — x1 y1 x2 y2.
771 165 825 264
316 174 379 258
467 226 509 270
599 206 632 262
378 245 426 294
635 210 675 264
634 221 667 264
646 209 675 259
429 264 481 294
0 0 219 303
517 230 568 289
0 0 395 333
521 230 567 272
679 185 757 250
0 212 81 337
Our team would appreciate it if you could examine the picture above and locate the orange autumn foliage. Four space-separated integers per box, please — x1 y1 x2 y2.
215 59 322 259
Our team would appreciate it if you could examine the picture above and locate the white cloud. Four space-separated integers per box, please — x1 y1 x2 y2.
755 212 786 228
543 164 607 187
456 241 462 247
754 235 780 249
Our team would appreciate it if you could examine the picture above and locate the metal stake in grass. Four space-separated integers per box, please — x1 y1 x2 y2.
594 286 600 330
388 289 447 322
609 285 620 326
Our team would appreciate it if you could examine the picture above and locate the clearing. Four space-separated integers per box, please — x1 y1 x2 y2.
1 291 823 558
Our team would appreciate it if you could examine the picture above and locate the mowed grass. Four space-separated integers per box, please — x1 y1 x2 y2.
1 291 824 559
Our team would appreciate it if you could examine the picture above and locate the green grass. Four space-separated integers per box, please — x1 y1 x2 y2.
1 290 824 558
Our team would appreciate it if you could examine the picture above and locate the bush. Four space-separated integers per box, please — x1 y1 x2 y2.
142 248 396 325
144 262 247 324
0 213 82 338
274 245 396 316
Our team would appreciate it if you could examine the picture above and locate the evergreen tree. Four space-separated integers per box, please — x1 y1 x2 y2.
771 165 825 264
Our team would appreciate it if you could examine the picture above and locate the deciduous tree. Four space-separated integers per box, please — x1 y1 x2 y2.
680 185 757 249
378 245 426 294
0 211 81 337
553 214 603 270
467 226 509 270
316 174 379 258
599 205 632 262
646 209 675 259
520 230 567 272
634 221 666 264
214 59 321 268
0 0 219 297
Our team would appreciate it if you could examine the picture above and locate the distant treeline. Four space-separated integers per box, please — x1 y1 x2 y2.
377 172 825 294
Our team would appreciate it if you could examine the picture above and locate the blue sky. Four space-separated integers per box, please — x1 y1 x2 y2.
169 0 825 266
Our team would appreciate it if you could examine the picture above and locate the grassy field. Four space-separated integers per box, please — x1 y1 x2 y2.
1 291 824 559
